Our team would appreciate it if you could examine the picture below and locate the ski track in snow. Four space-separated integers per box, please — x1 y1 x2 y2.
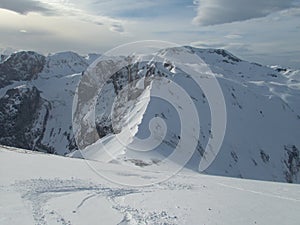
75 193 97 210
12 178 183 225
217 182 300 202
12 176 300 225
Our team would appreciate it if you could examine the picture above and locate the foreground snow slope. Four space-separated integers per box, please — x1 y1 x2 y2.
1 145 300 225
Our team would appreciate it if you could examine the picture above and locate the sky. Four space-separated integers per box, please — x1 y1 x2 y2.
0 0 300 69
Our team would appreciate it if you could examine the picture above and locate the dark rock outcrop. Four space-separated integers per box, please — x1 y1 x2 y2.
0 51 45 87
0 85 52 152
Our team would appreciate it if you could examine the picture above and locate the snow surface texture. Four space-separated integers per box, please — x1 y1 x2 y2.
1 146 300 225
0 47 300 183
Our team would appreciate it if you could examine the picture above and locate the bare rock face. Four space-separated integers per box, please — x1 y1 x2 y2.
0 54 9 63
0 85 52 152
284 145 300 183
0 51 45 87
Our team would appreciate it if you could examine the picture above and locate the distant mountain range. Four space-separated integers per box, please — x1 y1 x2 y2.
0 47 299 183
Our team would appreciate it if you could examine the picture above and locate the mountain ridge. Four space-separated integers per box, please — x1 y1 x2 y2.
0 47 299 183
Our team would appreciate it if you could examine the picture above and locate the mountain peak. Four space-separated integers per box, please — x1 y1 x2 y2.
41 51 89 78
48 51 82 60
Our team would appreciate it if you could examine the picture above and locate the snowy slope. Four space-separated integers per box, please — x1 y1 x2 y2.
1 146 300 225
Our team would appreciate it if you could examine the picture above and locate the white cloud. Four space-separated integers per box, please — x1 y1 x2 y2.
0 0 125 32
224 34 242 39
193 0 296 26
41 0 125 30
190 40 226 49
0 9 131 54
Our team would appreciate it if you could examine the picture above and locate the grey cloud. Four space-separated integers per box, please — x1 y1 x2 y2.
0 0 54 15
94 22 104 26
193 0 296 26
110 24 124 33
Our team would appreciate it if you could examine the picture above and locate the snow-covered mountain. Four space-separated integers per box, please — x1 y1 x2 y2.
0 47 299 183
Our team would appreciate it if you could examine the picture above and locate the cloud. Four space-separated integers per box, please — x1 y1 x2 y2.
0 0 54 15
41 1 124 31
0 26 54 37
110 24 125 33
224 34 242 39
89 0 193 21
279 7 300 17
193 0 296 26
0 0 123 30
190 40 227 49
